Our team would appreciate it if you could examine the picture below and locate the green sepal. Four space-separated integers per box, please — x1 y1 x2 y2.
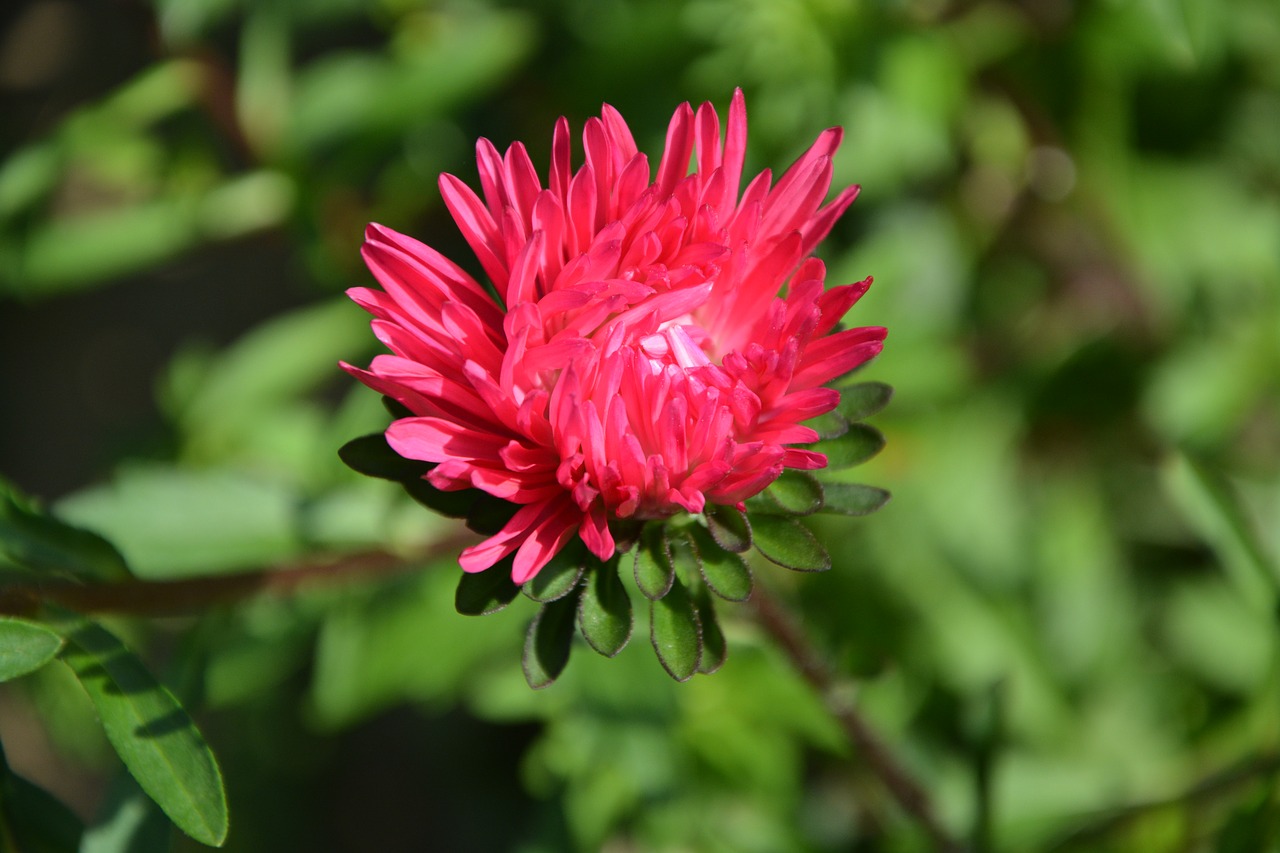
819 423 886 469
750 515 831 572
337 432 431 482
0 617 64 683
51 616 228 847
455 559 520 615
577 557 633 657
692 583 728 675
806 410 850 440
819 482 891 516
633 522 675 600
1 481 131 582
649 576 702 681
688 524 753 602
756 470 825 516
837 381 893 421
705 505 752 553
523 591 581 689
523 541 586 603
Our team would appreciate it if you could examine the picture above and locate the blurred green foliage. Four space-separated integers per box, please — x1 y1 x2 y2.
2 0 1280 850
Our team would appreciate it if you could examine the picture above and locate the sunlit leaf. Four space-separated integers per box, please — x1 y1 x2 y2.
705 505 751 553
818 483 891 516
759 470 825 516
634 522 675 600
837 381 894 422
54 617 228 847
688 524 753 602
819 424 886 469
0 618 63 683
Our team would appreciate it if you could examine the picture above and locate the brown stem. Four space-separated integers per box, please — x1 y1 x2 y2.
0 530 477 617
749 582 967 853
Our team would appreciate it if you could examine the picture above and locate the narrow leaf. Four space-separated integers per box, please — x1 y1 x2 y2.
688 525 753 602
705 505 752 553
633 522 675 600
455 560 520 615
649 577 702 681
668 527 702 585
751 515 831 572
760 470 825 516
693 585 728 675
837 381 893 421
523 593 580 688
820 423 886 468
523 542 586 603
806 410 849 440
818 482 891 516
54 618 228 847
578 559 633 657
0 482 131 581
0 617 63 682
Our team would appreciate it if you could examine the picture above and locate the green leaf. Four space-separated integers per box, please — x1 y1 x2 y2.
0 618 64 683
760 470 825 516
0 482 131 582
806 410 850 440
338 432 431 482
818 482 892 516
688 525 753 602
693 585 728 675
633 522 675 600
523 542 586 603
705 505 752 553
53 618 228 847
0 740 83 853
577 559 633 657
837 381 894 421
649 577 702 681
819 423 886 469
455 560 520 615
751 515 831 572
522 593 580 689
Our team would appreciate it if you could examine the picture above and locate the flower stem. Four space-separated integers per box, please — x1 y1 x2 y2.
749 582 966 852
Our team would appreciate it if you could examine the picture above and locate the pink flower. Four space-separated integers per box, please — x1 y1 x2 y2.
344 90 885 584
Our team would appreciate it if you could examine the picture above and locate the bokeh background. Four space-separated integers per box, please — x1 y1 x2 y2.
2 0 1279 850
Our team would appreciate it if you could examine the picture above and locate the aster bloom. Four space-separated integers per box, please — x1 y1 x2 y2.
343 90 886 594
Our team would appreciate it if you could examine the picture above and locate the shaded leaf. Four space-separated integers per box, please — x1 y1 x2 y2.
689 524 753 602
338 432 430 482
53 618 228 847
523 592 580 689
455 560 520 615
705 505 752 553
649 577 702 681
693 584 728 675
523 542 586 603
806 410 850 440
578 558 633 657
1 738 83 853
0 482 131 582
0 617 64 683
838 381 894 421
80 773 171 853
819 424 886 469
818 482 892 516
751 515 831 572
633 522 675 600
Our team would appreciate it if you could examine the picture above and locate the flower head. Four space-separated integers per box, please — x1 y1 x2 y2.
344 90 884 584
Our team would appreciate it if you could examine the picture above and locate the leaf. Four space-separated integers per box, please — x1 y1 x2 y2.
837 381 894 421
338 432 431 482
649 577 702 681
577 559 633 657
522 593 580 689
705 505 752 553
692 585 728 675
523 542 586 603
633 522 675 600
688 525 753 602
818 482 892 516
0 482 131 582
0 617 64 682
53 618 228 847
751 515 831 572
819 423 886 469
0 739 83 853
760 470 825 516
455 560 521 615
806 410 850 440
